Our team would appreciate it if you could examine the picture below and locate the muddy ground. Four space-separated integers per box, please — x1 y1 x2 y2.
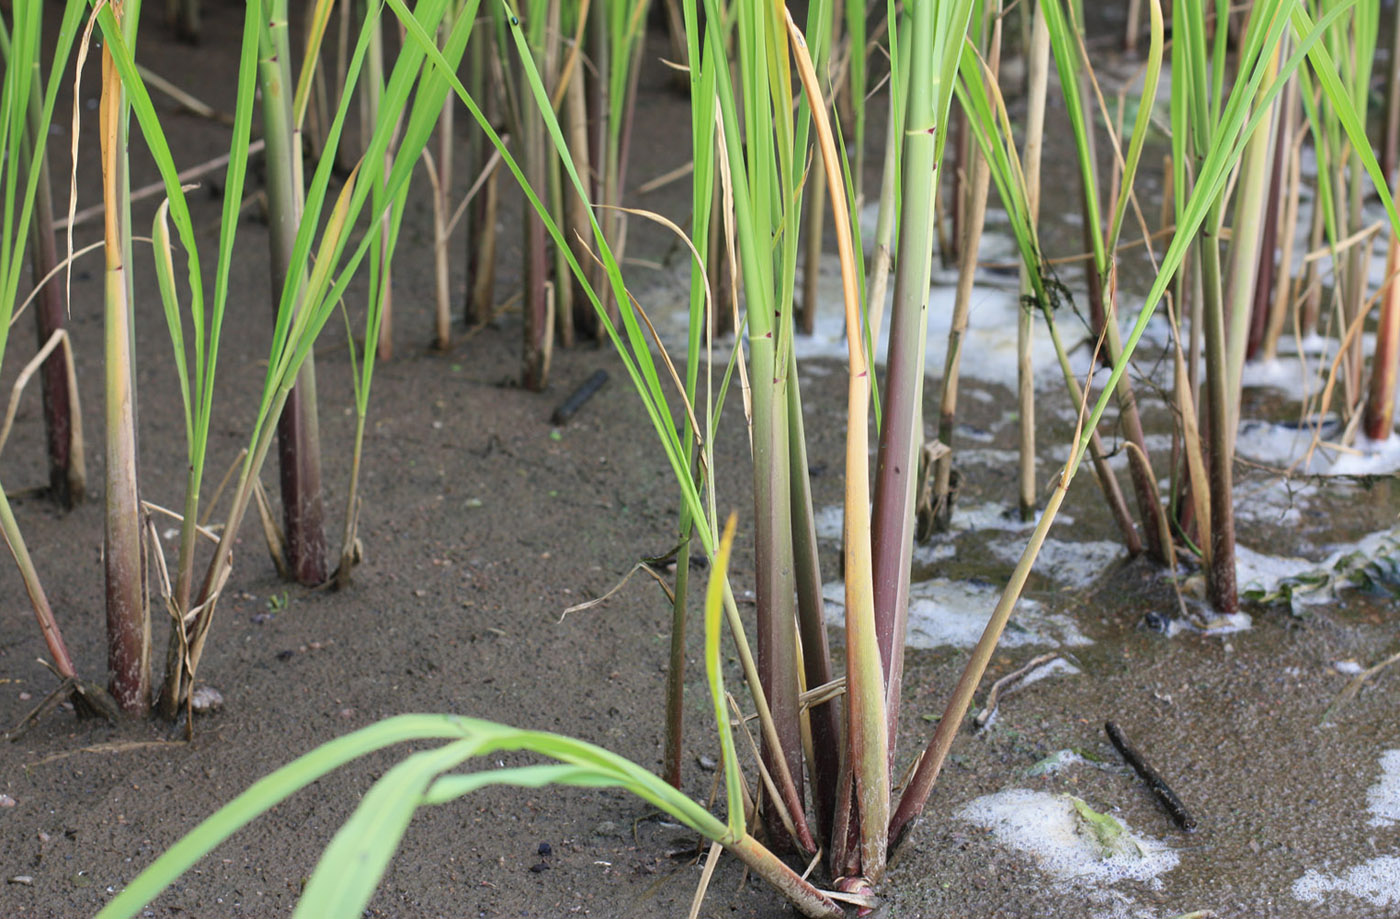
3 4 1400 918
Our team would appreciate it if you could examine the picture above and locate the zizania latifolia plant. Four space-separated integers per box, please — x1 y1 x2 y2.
0 0 504 725
64 0 1400 917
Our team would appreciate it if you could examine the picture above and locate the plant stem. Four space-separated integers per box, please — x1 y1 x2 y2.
1017 2 1049 520
662 520 690 789
365 7 395 363
1261 77 1300 362
0 486 77 680
464 29 497 325
562 68 594 339
1366 216 1400 440
932 6 1000 532
868 0 942 771
751 365 802 849
431 1 455 351
1199 219 1238 613
1245 85 1286 362
728 833 843 919
520 44 552 390
26 114 84 509
786 347 839 845
167 0 200 42
100 7 149 714
263 0 329 586
889 458 1070 849
799 163 827 336
1222 42 1279 424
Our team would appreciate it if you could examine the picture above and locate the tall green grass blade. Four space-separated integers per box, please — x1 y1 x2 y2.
293 738 486 918
94 714 475 919
706 515 746 838
422 764 628 804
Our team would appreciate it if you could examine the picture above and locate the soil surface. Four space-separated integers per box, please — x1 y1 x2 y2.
3 6 1400 919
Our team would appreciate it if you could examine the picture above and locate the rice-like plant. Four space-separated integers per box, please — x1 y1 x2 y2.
80 1 1400 917
0 0 101 717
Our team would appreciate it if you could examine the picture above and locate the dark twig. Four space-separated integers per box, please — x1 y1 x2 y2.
550 370 609 425
6 671 119 740
1105 720 1197 831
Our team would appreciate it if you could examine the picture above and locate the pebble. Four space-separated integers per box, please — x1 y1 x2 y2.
0 794 16 808
7 876 33 886
190 686 224 714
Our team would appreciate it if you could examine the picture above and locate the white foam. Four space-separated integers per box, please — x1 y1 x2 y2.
989 537 1124 589
823 578 1090 649
952 500 1075 533
957 789 1179 887
1233 544 1321 598
1050 433 1175 471
653 226 1169 395
1235 417 1400 476
1368 750 1400 827
810 501 1074 542
959 447 1023 467
912 540 957 566
1232 477 1318 527
1291 751 1400 908
1239 355 1324 402
1293 857 1400 907
812 504 844 542
1330 432 1400 475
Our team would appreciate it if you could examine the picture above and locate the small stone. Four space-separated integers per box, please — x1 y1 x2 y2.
190 686 224 714
592 820 621 839
18 692 30 701
537 842 552 857
0 794 16 807
528 862 550 873
7 875 33 886
696 754 718 772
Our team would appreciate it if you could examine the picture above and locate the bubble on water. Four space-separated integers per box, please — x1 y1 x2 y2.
1293 857 1400 907
1368 750 1400 827
957 789 1178 888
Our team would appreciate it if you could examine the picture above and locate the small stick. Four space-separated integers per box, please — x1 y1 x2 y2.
135 63 233 124
550 369 608 425
57 140 265 230
1323 649 1400 723
1105 720 1197 831
974 652 1058 729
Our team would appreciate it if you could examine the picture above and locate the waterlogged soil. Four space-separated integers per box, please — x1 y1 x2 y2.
3 8 1400 919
